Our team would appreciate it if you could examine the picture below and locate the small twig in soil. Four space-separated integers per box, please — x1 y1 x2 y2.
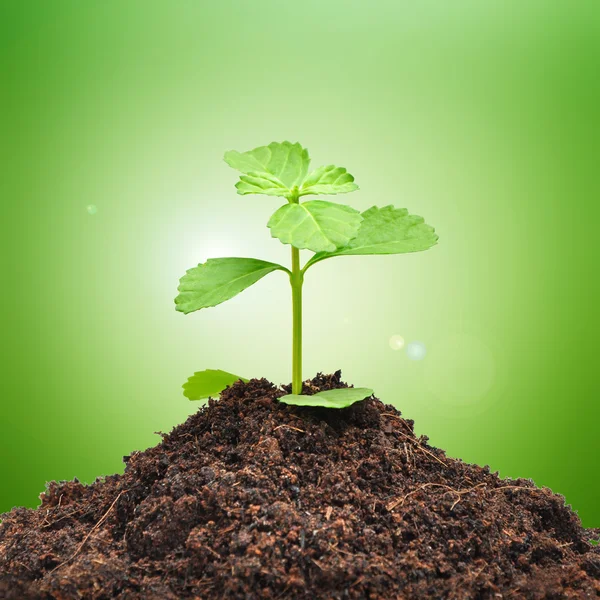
15 560 32 572
274 424 306 433
201 544 222 559
472 563 488 580
50 490 126 573
220 524 237 534
381 413 448 467
41 508 83 529
493 485 544 494
40 510 51 528
387 482 545 513
386 482 487 512
381 413 414 434
398 431 448 467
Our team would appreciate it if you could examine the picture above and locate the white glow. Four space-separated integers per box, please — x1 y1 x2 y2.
389 334 405 350
406 341 427 360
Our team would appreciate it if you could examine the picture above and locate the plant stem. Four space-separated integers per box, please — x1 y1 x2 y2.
289 187 303 395
291 246 303 394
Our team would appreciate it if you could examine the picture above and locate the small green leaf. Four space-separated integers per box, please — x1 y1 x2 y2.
305 205 438 268
175 257 288 314
279 387 373 409
183 369 249 401
224 141 310 190
267 200 363 253
300 165 359 197
235 172 290 197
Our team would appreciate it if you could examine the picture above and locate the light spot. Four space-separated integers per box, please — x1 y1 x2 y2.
86 204 98 215
389 335 405 350
406 341 427 360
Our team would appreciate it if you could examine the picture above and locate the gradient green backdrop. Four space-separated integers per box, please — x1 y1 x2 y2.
1 1 598 528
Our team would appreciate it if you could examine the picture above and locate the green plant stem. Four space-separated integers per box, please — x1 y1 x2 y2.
291 246 303 394
288 187 303 395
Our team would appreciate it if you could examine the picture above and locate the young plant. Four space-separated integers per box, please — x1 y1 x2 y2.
175 141 438 408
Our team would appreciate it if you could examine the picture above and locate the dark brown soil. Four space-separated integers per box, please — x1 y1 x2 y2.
1 373 599 599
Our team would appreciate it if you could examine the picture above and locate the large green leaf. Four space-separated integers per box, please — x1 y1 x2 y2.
235 172 289 197
279 387 373 409
300 165 359 197
224 141 310 189
175 257 288 314
267 200 363 253
183 369 249 401
305 205 438 268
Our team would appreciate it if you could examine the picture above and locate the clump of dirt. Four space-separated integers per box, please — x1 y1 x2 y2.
1 372 599 599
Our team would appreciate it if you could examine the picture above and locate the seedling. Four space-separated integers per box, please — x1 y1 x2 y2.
175 142 438 408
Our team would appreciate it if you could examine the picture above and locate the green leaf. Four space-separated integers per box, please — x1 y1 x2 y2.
175 257 288 314
235 172 290 197
183 369 249 401
267 200 363 253
300 165 359 197
224 141 310 189
279 387 373 409
305 205 438 268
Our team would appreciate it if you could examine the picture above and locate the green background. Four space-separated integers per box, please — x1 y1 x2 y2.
1 1 598 528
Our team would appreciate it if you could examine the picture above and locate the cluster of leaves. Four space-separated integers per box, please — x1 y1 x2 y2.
175 141 438 408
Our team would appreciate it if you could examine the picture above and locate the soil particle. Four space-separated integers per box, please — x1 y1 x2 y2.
1 372 599 599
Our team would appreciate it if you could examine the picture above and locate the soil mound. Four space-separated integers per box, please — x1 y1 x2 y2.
1 373 599 599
